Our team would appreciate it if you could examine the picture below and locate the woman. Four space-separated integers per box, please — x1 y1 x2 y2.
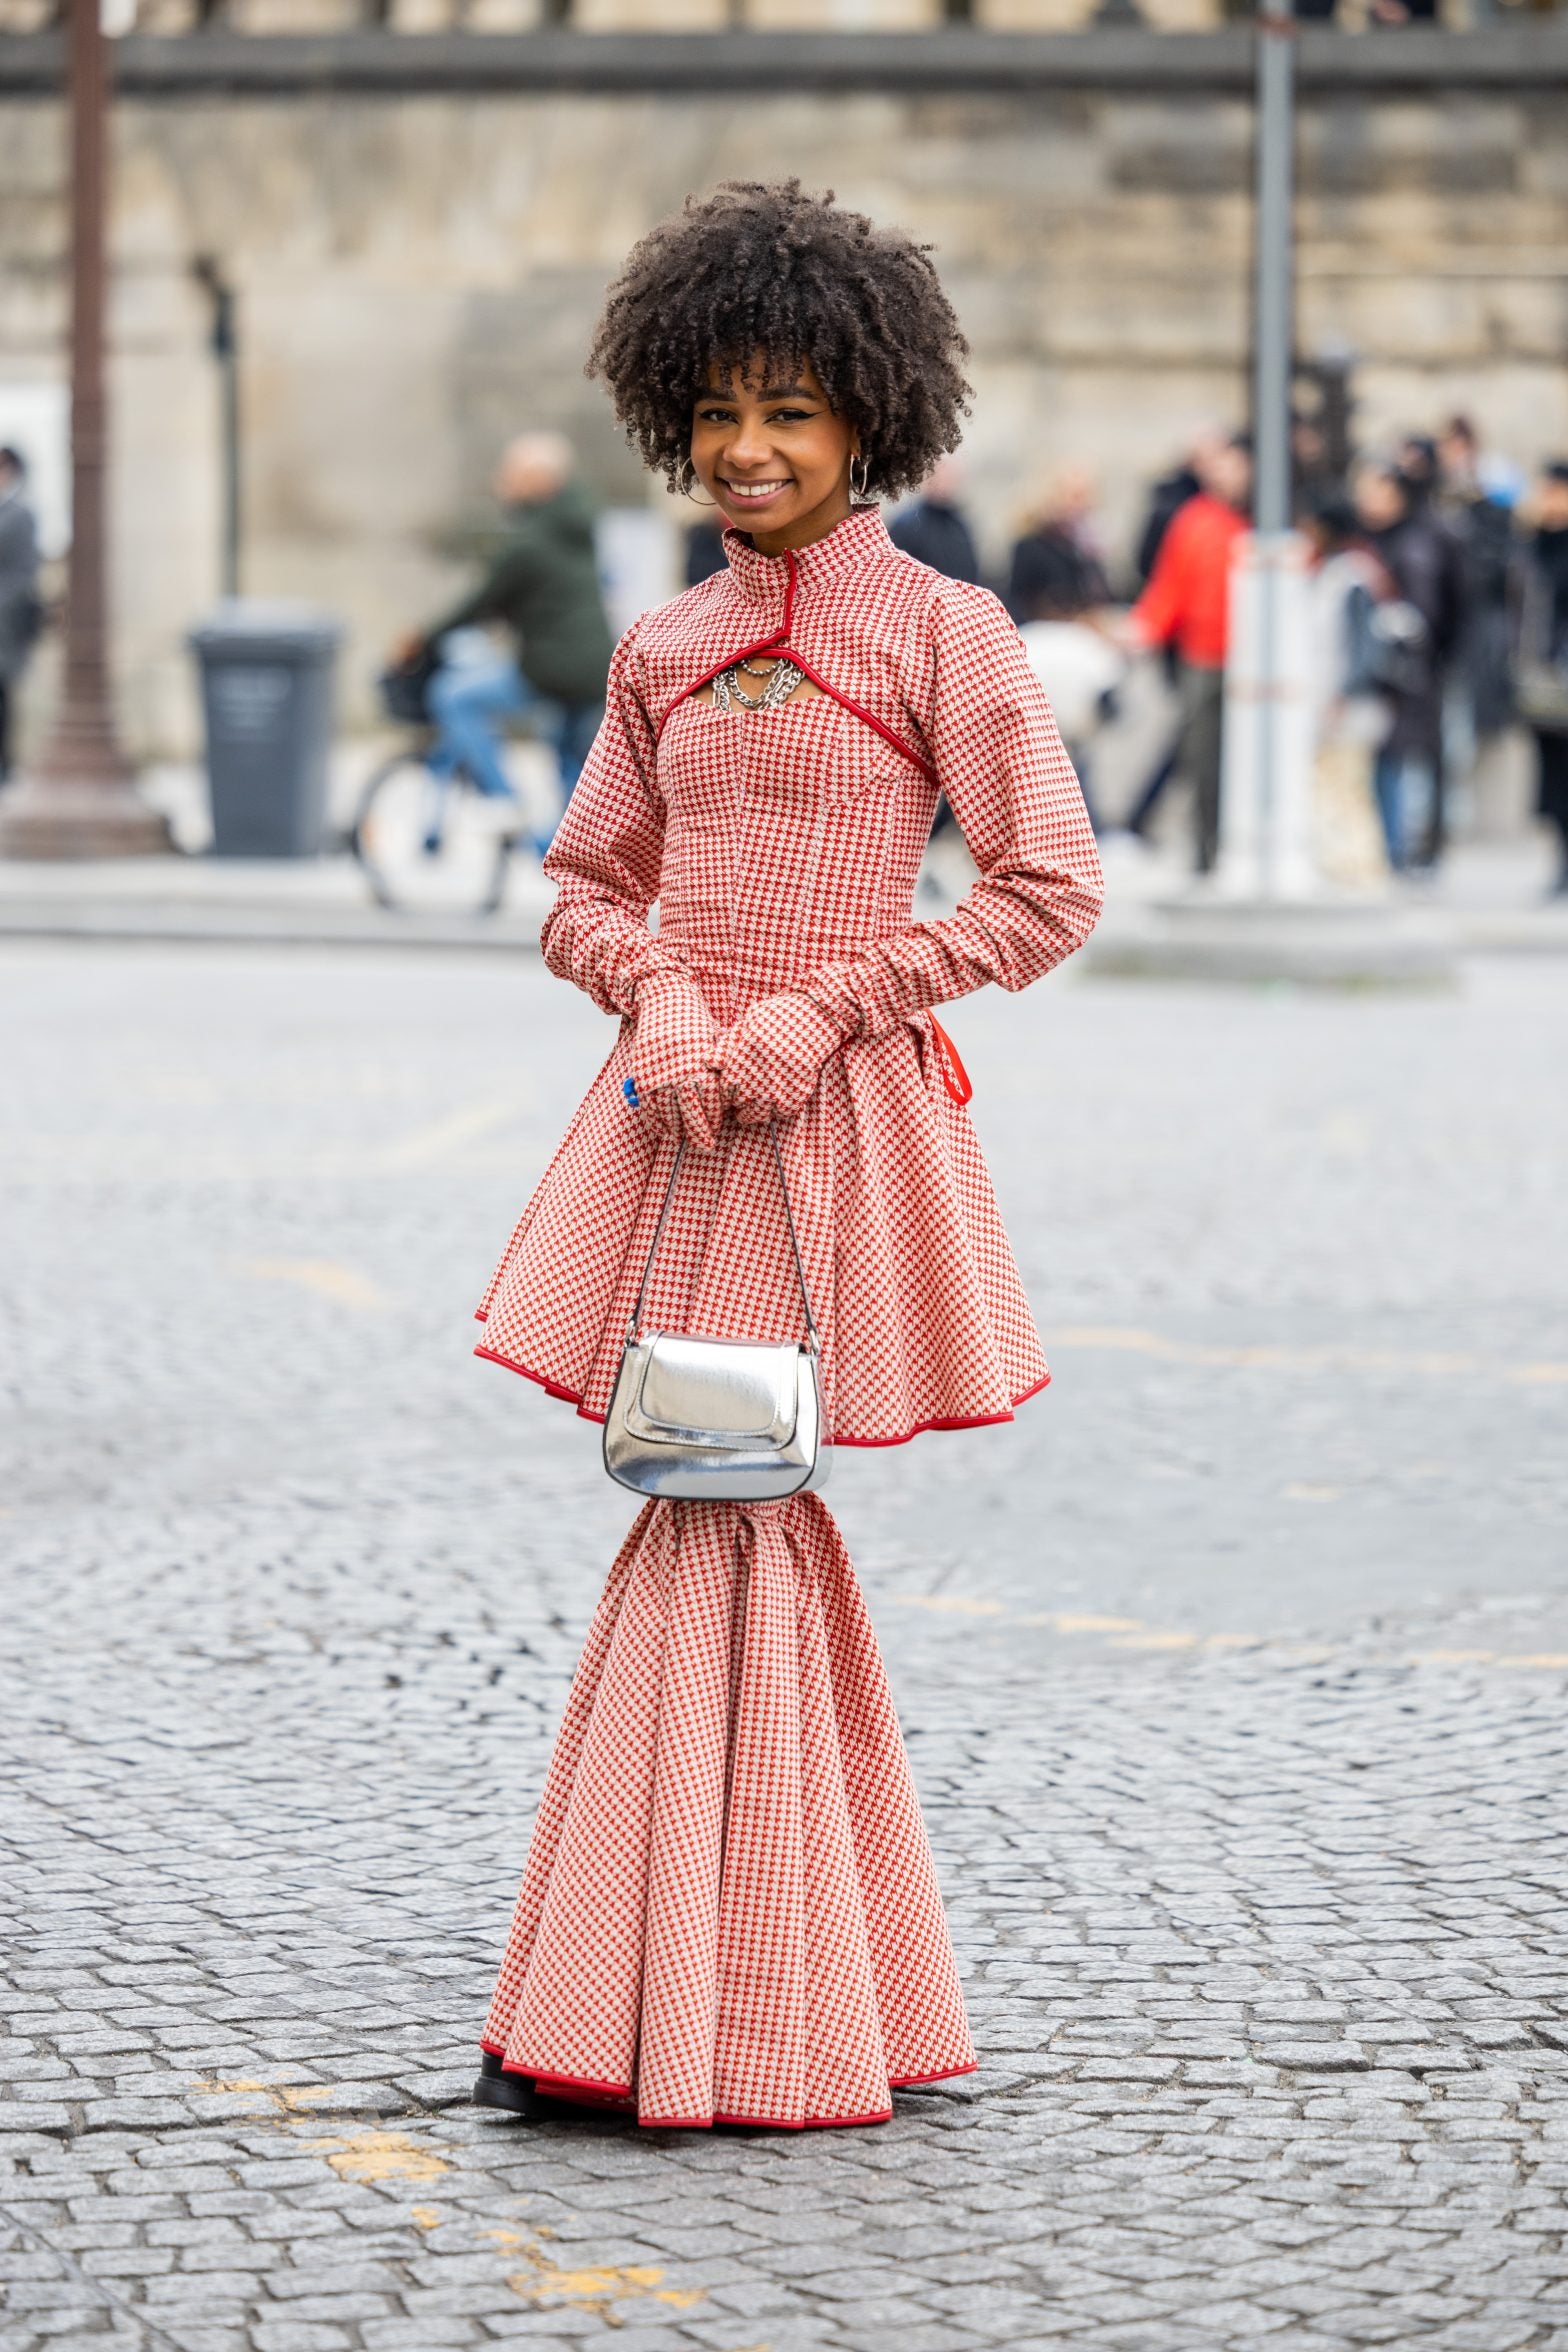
472 181 1102 2133
1006 465 1112 625
1353 458 1462 870
1518 462 1568 897
1301 495 1392 893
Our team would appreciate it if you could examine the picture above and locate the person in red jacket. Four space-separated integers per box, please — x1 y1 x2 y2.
1127 434 1251 873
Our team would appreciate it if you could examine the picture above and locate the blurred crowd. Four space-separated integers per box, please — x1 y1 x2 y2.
854 422 1568 898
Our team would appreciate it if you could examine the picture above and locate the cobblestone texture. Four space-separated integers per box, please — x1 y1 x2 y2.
4 940 1568 2352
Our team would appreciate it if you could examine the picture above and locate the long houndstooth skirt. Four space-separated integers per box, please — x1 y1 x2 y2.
480 1493 975 2130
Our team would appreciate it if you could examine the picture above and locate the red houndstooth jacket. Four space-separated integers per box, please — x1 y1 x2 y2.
476 505 1103 1448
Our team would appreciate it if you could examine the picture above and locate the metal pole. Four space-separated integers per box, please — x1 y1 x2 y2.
1251 0 1295 897
195 257 241 598
0 0 170 856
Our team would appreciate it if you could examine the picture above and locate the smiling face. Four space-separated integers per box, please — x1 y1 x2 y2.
689 355 860 556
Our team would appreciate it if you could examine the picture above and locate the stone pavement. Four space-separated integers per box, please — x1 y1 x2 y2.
3 940 1568 2352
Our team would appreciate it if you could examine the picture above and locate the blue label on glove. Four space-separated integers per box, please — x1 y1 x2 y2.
623 1075 641 1109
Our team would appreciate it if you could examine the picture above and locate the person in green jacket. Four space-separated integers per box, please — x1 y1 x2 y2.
412 434 613 853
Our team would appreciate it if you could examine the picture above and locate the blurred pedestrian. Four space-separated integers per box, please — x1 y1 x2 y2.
890 455 986 853
402 432 613 856
1354 458 1463 870
1008 466 1111 624
1133 431 1225 589
887 454 983 585
1438 414 1520 761
1302 495 1392 891
0 446 42 783
1126 433 1251 874
1515 461 1568 897
1019 589 1123 834
683 516 727 587
1121 430 1228 846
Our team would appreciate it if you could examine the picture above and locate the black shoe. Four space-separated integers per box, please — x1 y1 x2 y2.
472 2049 547 2120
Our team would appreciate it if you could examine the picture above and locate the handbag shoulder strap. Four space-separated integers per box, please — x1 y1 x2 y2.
627 1125 820 1355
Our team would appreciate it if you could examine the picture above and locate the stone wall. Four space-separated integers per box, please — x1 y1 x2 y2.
0 48 1565 751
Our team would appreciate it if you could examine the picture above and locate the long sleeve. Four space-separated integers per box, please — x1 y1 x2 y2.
800 583 1103 1043
427 541 529 643
539 626 687 1016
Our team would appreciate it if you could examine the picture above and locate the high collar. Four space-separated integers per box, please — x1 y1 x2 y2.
721 504 891 611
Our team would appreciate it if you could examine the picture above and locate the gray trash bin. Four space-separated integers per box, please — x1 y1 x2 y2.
189 600 342 857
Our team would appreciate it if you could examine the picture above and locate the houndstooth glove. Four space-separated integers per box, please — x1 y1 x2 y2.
630 968 724 1153
716 992 850 1128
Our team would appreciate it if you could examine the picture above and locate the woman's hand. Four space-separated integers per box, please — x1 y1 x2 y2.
630 970 723 1153
717 992 848 1127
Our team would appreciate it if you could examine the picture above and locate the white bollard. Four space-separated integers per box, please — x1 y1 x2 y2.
1217 530 1317 901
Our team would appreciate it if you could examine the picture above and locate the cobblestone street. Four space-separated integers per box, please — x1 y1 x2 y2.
4 938 1568 2352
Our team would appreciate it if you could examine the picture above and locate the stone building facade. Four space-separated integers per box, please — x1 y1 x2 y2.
0 26 1565 750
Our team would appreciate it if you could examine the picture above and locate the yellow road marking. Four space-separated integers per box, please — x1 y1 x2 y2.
1051 1325 1568 1388
890 1603 1568 1675
191 2079 450 2183
1020 1612 1143 1633
893 1593 1006 1616
495 2229 705 2320
380 1085 537 1171
191 2077 332 2111
310 2128 449 2186
236 1257 387 1310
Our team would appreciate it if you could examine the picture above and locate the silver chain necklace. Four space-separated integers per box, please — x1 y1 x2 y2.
709 654 805 714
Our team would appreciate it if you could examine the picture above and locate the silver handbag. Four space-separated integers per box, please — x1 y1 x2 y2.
603 1126 828 1502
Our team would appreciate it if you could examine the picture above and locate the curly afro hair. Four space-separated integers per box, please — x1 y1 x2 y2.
587 180 971 502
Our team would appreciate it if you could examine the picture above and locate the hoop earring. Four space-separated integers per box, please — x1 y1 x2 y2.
677 459 718 509
850 453 873 505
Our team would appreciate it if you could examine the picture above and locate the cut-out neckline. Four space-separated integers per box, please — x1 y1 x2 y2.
692 659 824 713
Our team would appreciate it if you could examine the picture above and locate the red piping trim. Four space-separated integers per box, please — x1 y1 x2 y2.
831 1374 1052 1447
501 2062 635 2098
654 627 788 741
927 1014 974 1106
779 649 936 781
473 1345 593 1412
715 2106 893 2131
889 2060 979 2088
651 546 933 781
475 1343 1050 1445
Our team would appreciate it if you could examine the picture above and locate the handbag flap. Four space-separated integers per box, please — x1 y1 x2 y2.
633 1333 799 1447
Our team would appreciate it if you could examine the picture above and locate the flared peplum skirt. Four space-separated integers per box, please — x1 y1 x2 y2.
481 1494 976 2129
475 1015 1050 1448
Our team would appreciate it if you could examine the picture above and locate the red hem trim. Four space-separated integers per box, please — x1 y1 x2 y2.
509 2065 635 2099
889 2060 979 2088
719 2106 893 2130
475 1346 1050 1448
473 1345 601 1416
480 2049 949 2128
637 2106 894 2131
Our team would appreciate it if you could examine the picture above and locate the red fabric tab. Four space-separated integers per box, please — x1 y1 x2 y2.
928 1015 973 1106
